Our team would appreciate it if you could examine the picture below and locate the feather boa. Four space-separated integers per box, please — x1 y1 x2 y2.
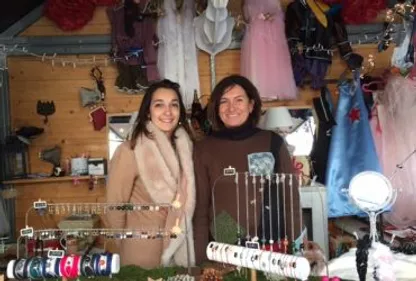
134 121 196 266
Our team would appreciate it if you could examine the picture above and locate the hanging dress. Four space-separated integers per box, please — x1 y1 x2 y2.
377 75 416 228
326 74 381 218
108 3 159 93
240 0 298 101
310 87 336 184
391 19 414 71
157 0 200 109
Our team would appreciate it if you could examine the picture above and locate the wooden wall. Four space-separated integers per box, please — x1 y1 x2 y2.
8 5 394 234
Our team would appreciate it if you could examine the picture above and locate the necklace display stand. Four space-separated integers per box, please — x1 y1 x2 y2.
210 167 311 281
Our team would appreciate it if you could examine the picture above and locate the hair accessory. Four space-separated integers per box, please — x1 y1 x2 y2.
37 100 56 124
89 106 107 131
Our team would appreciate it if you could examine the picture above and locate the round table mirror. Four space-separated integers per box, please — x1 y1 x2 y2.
348 171 395 213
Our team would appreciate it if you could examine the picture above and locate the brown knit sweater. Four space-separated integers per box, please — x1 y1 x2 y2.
192 128 301 264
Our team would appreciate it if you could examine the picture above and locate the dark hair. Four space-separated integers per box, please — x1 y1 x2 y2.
207 75 262 131
129 79 188 149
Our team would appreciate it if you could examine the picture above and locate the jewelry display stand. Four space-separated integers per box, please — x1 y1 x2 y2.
6 199 193 280
208 167 311 281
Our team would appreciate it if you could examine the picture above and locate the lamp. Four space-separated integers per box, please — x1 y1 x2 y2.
259 107 294 130
2 136 30 179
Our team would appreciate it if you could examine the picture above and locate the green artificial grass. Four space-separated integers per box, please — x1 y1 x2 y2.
78 265 348 281
79 265 182 281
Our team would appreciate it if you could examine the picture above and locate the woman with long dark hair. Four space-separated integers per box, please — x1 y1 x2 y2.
106 79 195 268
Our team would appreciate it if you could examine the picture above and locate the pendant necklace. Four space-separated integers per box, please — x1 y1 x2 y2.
289 174 296 254
252 174 258 242
267 174 274 249
275 173 281 249
235 172 241 245
260 174 266 248
245 172 251 241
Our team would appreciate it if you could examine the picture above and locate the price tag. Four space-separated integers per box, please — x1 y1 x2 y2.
33 200 47 209
47 249 65 259
223 166 236 176
20 227 34 237
245 241 260 249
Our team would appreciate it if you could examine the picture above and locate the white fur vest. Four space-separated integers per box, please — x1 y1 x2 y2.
134 121 196 267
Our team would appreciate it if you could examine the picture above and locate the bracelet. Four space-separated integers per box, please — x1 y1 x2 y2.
70 255 81 278
80 255 95 277
60 255 78 279
97 254 107 276
103 253 113 276
60 255 70 278
28 256 43 279
92 253 101 276
13 258 28 280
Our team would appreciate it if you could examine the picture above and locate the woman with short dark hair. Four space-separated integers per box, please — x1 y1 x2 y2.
193 74 301 264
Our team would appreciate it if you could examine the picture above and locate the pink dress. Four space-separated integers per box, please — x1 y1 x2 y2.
240 0 298 101
378 75 416 228
369 93 383 162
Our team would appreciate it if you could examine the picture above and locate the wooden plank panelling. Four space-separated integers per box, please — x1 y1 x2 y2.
8 43 393 235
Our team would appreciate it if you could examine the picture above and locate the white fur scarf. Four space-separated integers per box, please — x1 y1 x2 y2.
134 121 196 267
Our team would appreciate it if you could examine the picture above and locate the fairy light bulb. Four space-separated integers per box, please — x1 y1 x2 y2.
171 218 182 235
385 9 394 22
171 194 181 209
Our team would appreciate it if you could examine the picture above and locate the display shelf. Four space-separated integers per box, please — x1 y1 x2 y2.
2 175 106 185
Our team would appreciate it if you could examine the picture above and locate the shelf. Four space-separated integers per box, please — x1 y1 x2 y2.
2 175 106 185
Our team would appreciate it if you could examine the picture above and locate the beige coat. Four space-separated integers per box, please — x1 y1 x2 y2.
105 123 195 269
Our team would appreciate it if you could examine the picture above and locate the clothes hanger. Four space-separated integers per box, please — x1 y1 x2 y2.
361 80 385 95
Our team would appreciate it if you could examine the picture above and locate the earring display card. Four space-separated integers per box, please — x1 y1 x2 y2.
87 158 107 176
71 158 88 176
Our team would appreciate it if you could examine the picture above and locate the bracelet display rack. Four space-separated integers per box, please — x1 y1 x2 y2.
6 199 193 280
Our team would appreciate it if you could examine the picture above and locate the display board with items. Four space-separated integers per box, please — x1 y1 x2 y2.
5 199 188 280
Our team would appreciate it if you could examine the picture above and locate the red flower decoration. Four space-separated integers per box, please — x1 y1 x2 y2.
44 0 96 31
342 0 386 24
292 158 305 176
349 107 360 122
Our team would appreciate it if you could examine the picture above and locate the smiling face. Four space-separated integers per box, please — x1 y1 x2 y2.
149 88 180 137
218 85 254 128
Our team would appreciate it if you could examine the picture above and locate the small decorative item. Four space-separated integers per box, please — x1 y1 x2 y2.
89 106 107 131
194 0 235 90
39 146 62 177
2 136 30 179
80 88 101 107
87 158 107 176
71 157 88 176
90 66 106 101
37 100 56 124
201 268 223 281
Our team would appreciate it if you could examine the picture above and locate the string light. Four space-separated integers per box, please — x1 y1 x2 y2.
0 44 142 70
0 24 403 74
361 54 376 77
